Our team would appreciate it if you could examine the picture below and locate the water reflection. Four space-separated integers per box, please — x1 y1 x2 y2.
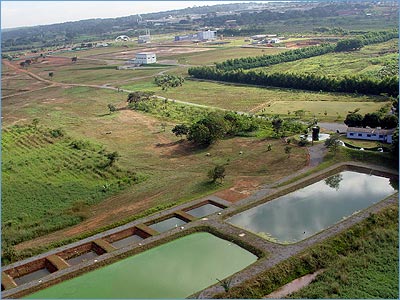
148 217 187 233
324 173 343 191
186 204 223 218
228 171 396 243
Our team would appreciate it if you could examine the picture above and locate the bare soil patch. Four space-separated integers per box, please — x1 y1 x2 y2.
215 177 262 202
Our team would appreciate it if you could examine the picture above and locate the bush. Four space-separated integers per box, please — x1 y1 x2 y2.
208 165 226 183
49 128 65 138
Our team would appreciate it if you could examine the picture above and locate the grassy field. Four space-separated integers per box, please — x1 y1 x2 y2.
1 73 49 96
289 209 398 298
2 83 309 254
254 39 398 79
23 58 165 85
52 44 143 58
121 79 391 121
340 137 386 148
166 46 286 65
2 125 139 246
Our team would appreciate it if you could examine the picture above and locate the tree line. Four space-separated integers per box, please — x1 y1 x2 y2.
188 67 399 97
215 31 398 71
344 109 398 129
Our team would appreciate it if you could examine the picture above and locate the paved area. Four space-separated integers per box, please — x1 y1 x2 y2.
319 122 348 133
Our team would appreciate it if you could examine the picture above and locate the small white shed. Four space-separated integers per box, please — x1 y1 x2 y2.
131 52 157 64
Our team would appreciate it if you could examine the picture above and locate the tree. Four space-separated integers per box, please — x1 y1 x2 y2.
208 165 226 183
344 112 363 127
172 124 189 137
294 110 306 118
107 103 116 113
188 123 212 146
48 72 54 78
72 56 78 63
272 117 283 136
127 91 155 104
32 118 40 129
335 38 363 52
154 74 185 90
188 113 228 147
105 151 119 167
390 128 398 160
381 114 398 129
362 112 381 128
324 133 341 155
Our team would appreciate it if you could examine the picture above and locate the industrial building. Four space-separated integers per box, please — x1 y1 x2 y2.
175 30 217 42
129 52 157 65
138 35 151 44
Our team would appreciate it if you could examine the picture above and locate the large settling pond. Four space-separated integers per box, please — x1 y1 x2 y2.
228 171 396 244
26 232 257 298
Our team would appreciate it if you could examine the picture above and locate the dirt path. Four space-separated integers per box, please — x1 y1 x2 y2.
264 269 325 298
248 100 273 114
2 85 57 99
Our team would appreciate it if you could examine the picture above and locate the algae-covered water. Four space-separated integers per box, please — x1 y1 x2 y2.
228 171 396 243
26 232 257 298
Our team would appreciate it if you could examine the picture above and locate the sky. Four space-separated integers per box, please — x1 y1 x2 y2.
1 1 258 29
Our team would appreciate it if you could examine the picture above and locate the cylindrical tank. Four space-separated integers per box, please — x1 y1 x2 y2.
312 126 320 141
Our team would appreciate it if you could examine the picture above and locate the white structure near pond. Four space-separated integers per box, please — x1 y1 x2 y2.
346 127 395 144
129 52 157 64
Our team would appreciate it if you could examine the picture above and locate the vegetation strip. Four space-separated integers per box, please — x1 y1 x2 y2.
188 66 398 97
215 31 398 71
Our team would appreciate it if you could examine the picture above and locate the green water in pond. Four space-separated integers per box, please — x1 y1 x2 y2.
26 232 257 298
228 171 396 244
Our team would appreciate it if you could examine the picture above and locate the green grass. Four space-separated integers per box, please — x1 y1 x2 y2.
29 59 163 85
289 214 398 298
214 203 398 299
253 39 398 79
3 84 309 256
168 47 286 65
122 80 391 121
1 125 140 246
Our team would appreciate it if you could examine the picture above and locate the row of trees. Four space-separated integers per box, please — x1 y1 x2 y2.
215 30 397 71
216 44 335 71
344 110 398 129
188 67 399 97
335 31 398 52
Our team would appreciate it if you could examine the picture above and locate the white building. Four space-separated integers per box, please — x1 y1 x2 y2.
196 30 217 41
346 127 395 144
138 35 151 44
130 52 157 64
269 38 281 43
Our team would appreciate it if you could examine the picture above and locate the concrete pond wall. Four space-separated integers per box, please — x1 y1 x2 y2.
2 162 398 299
